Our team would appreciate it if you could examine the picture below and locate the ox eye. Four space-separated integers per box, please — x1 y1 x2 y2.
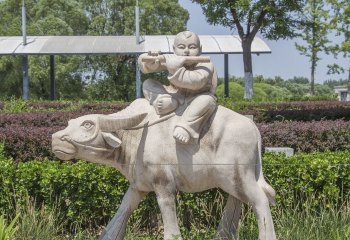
81 121 94 130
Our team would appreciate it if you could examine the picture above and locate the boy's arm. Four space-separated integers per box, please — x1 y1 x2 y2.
167 62 214 91
138 53 167 74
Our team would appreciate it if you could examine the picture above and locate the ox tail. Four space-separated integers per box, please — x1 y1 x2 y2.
254 124 276 206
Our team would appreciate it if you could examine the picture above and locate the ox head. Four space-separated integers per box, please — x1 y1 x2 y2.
52 113 147 164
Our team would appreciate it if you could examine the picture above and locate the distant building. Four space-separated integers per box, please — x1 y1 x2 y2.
334 86 350 101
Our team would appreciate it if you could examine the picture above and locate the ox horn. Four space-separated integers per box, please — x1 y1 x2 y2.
99 112 147 132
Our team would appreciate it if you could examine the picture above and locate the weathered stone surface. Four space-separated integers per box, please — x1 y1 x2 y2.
52 31 276 240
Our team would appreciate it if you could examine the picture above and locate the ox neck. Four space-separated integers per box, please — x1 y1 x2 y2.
113 129 139 180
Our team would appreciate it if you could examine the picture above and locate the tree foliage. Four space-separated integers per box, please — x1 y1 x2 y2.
193 0 303 40
0 0 90 99
0 0 189 100
192 0 304 99
80 0 189 101
216 75 334 102
326 0 349 89
295 0 330 95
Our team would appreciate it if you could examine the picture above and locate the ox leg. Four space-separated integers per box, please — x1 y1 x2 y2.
99 186 146 240
241 184 276 240
155 190 182 240
213 195 241 240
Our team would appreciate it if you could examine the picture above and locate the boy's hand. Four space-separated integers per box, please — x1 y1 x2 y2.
143 51 162 71
164 55 186 75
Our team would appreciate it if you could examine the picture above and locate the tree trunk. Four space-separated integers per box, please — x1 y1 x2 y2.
310 2 316 96
310 60 315 95
347 66 350 101
348 67 350 93
242 38 253 99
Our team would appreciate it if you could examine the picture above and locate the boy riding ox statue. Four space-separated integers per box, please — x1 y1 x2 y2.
52 31 276 240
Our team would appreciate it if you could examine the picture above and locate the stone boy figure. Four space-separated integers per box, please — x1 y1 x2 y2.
138 31 218 144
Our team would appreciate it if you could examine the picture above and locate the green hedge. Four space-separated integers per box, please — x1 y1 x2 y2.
263 151 350 207
0 148 349 231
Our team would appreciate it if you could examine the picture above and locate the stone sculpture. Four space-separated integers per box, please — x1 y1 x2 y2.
139 31 217 144
52 31 276 240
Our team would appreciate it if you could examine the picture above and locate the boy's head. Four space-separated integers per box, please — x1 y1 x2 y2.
173 31 201 57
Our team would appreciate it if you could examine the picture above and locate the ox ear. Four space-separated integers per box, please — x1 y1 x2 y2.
99 112 147 132
102 132 122 148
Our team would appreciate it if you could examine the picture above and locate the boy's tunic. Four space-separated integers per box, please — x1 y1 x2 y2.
139 53 218 141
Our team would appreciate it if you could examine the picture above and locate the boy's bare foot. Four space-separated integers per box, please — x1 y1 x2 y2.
173 127 190 144
154 94 178 115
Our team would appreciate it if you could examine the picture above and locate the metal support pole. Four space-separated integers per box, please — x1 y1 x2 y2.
224 54 229 98
136 54 141 99
22 0 29 100
50 55 56 100
22 56 29 100
135 0 141 98
135 0 140 45
22 0 27 46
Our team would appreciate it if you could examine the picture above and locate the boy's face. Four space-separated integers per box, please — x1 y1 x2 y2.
173 35 201 57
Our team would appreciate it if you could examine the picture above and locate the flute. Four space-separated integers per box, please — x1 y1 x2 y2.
141 55 210 64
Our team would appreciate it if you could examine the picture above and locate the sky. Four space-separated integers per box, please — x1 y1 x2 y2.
178 0 349 83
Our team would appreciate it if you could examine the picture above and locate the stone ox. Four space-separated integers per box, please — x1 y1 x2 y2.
52 99 276 240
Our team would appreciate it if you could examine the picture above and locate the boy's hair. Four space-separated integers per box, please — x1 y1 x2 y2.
174 31 200 45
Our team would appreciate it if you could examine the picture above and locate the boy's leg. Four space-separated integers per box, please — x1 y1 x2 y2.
174 94 216 144
143 79 178 115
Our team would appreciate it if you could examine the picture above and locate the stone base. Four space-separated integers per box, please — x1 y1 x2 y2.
265 147 294 157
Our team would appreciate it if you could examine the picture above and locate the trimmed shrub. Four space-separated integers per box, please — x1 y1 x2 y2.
218 100 350 122
0 111 112 128
216 82 293 101
0 100 128 113
0 150 348 230
240 108 350 122
0 159 128 228
81 103 129 111
263 151 350 208
216 82 244 101
236 100 350 111
258 120 350 152
26 102 72 110
0 126 62 162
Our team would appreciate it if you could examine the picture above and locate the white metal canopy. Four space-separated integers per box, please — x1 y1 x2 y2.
0 35 271 55
0 35 271 100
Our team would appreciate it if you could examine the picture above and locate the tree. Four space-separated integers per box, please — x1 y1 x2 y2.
0 0 89 99
192 0 304 99
80 0 189 101
0 0 189 100
326 0 349 94
295 0 330 95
